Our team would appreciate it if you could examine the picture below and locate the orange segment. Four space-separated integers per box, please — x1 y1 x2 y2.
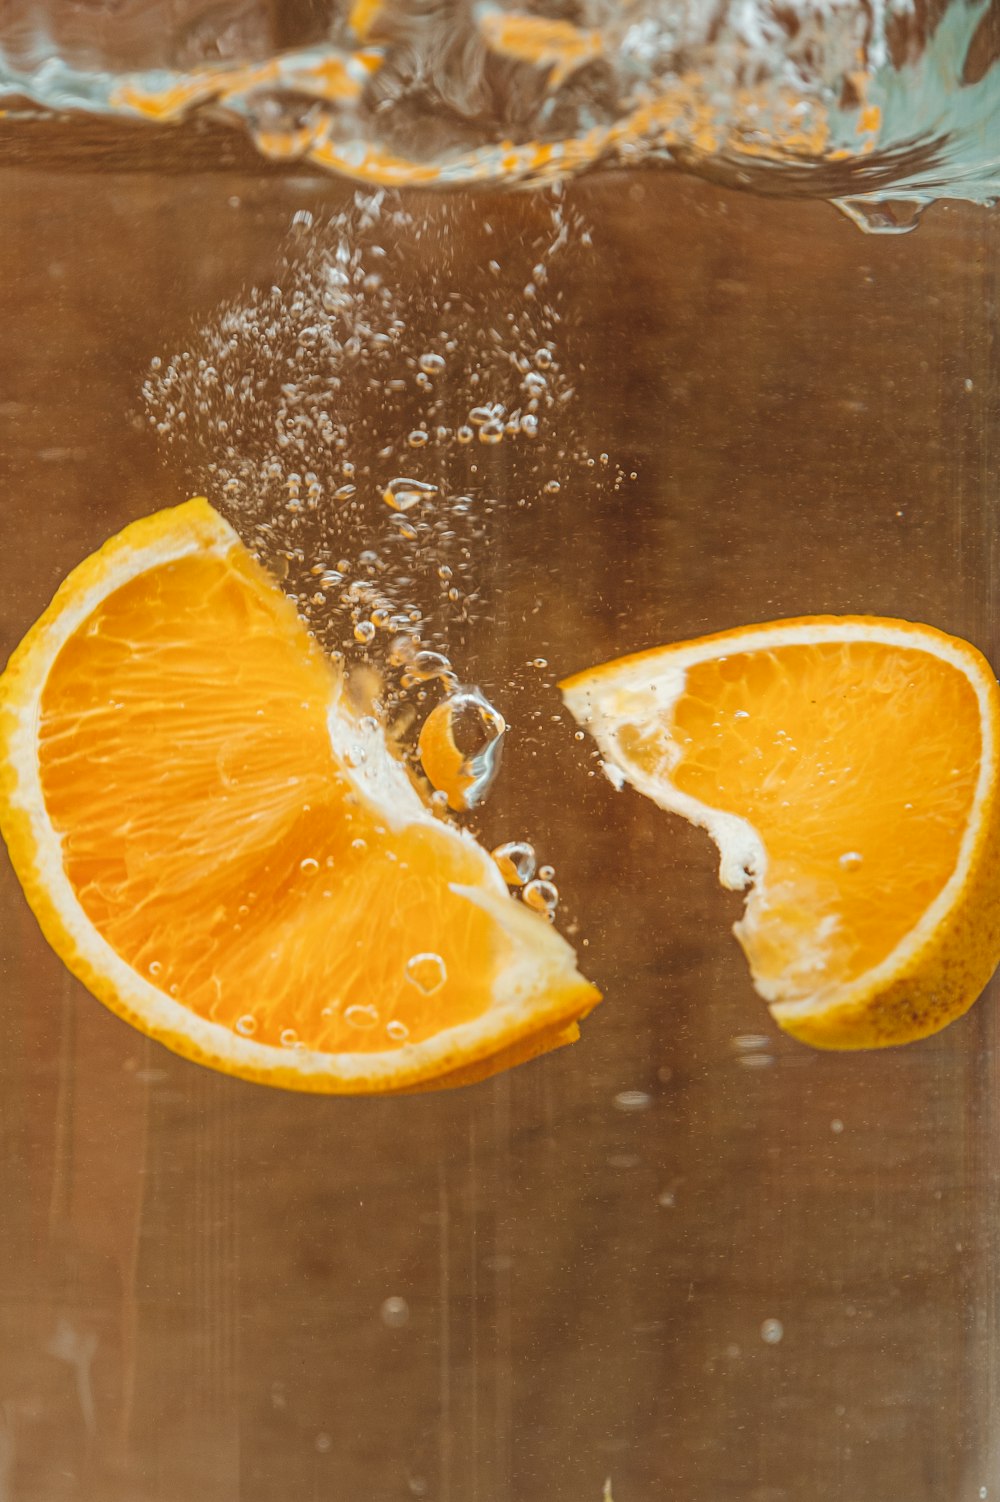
562 617 1000 1049
37 550 498 1052
1 499 598 1092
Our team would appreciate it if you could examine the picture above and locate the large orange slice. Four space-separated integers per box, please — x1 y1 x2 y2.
562 617 1000 1048
0 499 598 1092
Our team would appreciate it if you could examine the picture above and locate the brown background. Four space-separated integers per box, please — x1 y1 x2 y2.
1 132 999 1501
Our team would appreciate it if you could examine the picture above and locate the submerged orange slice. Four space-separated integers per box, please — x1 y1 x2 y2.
562 617 1000 1049
0 499 598 1092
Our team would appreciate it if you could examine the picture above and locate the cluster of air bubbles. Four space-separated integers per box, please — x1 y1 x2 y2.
142 189 595 681
490 840 559 920
143 188 627 937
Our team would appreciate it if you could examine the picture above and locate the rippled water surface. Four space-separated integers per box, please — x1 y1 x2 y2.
2 0 999 213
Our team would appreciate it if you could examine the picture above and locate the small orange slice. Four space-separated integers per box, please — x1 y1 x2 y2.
0 499 598 1092
562 617 1000 1049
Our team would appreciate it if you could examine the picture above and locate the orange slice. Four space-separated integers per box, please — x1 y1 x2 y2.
0 499 598 1092
562 617 1000 1049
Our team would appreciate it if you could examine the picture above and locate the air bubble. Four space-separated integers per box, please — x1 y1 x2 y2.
300 857 320 874
386 1019 410 1043
613 1089 652 1113
478 419 504 444
544 480 560 494
405 952 447 995
491 840 536 886
280 1028 301 1049
345 1003 380 1029
838 850 864 871
383 476 438 512
148 960 163 978
760 1318 784 1345
380 1295 410 1328
523 878 558 919
354 620 376 645
407 429 429 448
403 649 456 686
418 687 507 811
731 1033 770 1052
418 353 445 375
236 1014 258 1037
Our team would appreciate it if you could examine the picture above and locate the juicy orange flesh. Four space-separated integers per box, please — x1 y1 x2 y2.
37 548 505 1053
617 640 981 998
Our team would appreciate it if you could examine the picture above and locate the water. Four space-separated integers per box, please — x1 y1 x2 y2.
1 42 1000 1502
2 0 1000 212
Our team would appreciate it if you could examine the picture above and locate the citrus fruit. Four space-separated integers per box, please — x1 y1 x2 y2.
562 617 1000 1049
0 498 598 1093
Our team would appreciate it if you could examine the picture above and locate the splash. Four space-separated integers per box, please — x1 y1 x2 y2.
2 0 998 217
